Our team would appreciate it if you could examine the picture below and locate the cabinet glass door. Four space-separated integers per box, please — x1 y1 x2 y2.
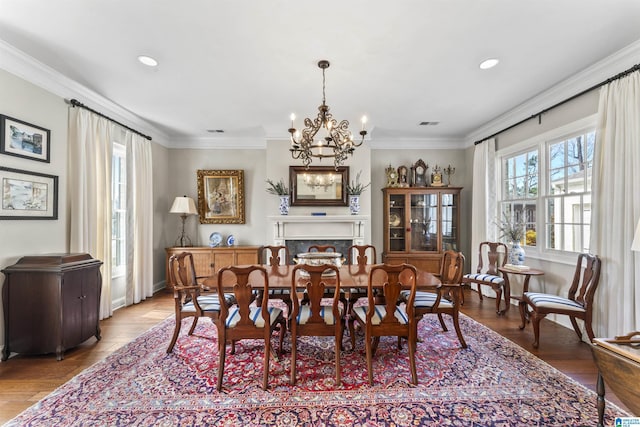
441 192 458 251
388 194 406 252
410 193 438 252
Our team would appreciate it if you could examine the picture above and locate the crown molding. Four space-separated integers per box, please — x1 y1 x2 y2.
0 39 170 146
464 39 640 147
166 137 267 150
368 136 466 150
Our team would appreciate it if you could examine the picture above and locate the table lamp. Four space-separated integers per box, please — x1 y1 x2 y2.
632 218 640 251
170 196 198 247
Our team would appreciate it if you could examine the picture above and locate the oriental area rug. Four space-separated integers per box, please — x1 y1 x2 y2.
5 312 629 426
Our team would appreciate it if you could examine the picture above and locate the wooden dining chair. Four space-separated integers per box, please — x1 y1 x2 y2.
461 241 509 314
289 263 344 385
166 252 235 353
255 245 292 316
345 244 377 321
302 244 347 309
519 253 601 348
351 263 418 386
401 251 467 348
216 265 286 391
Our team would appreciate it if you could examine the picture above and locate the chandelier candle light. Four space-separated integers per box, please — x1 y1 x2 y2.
289 60 368 169
169 196 198 247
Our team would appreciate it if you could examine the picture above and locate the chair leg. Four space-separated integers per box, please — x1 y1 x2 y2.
263 335 270 391
531 311 546 348
408 328 418 385
348 317 357 350
477 283 484 300
289 333 297 385
187 316 199 335
518 301 529 329
570 317 584 341
437 313 448 332
334 332 342 385
166 316 184 353
494 286 504 314
217 336 226 391
450 312 467 349
584 316 596 343
277 318 286 357
365 334 374 386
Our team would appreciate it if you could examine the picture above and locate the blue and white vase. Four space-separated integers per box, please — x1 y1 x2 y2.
279 195 290 215
509 241 526 265
349 195 360 215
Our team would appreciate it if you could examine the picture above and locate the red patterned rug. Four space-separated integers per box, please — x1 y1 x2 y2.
5 312 629 426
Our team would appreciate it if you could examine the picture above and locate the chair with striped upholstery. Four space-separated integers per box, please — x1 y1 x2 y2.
166 252 235 353
519 253 601 348
215 265 286 391
461 241 509 314
351 263 418 386
255 245 292 316
289 263 344 385
402 250 467 348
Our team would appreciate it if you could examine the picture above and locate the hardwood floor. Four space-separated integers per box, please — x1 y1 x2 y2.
0 288 628 423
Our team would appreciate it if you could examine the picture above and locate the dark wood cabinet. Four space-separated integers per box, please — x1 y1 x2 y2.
2 253 103 361
382 187 462 273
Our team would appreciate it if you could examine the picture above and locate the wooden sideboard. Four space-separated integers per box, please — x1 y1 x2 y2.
2 253 103 361
591 335 640 426
165 246 262 289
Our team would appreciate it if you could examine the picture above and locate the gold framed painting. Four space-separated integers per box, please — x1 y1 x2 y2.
197 169 245 224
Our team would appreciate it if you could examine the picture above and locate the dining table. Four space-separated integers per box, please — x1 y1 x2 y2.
207 263 441 292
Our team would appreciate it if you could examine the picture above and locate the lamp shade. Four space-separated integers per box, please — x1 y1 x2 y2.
169 196 197 215
632 218 640 251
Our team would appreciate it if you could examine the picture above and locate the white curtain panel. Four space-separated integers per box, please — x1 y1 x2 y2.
68 107 114 319
470 138 498 297
125 131 154 305
591 70 640 337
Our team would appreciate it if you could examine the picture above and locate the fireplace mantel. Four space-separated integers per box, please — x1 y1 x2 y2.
267 215 369 246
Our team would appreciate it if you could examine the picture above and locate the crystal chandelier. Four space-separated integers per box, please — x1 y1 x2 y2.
289 60 367 169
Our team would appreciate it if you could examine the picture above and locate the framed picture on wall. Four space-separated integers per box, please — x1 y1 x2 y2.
197 169 245 224
0 115 51 163
0 166 58 220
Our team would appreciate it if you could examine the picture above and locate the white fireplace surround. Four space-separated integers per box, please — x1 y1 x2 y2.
267 215 369 247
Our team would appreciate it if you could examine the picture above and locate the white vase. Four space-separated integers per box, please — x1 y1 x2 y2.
279 195 290 215
509 241 526 265
349 195 360 215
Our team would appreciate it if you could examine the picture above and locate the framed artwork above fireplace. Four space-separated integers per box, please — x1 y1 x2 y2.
289 166 349 207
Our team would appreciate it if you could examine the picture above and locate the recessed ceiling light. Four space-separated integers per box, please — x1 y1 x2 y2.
137 55 158 67
207 129 225 133
479 58 499 70
419 121 439 126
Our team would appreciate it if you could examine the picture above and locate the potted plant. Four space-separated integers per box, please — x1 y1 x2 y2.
496 213 526 265
346 171 371 215
266 178 290 215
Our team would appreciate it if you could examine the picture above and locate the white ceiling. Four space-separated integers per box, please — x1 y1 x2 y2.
2 0 640 146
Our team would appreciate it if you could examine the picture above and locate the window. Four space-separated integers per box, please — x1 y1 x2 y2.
498 122 595 255
500 149 538 247
112 143 126 277
546 132 595 252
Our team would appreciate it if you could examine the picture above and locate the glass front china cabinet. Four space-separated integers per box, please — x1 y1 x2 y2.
383 187 462 273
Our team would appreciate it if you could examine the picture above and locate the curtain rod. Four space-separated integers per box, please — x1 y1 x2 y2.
67 98 152 141
474 62 640 145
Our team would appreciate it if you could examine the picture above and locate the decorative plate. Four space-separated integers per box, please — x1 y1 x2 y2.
389 213 401 227
209 232 223 247
226 234 235 246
